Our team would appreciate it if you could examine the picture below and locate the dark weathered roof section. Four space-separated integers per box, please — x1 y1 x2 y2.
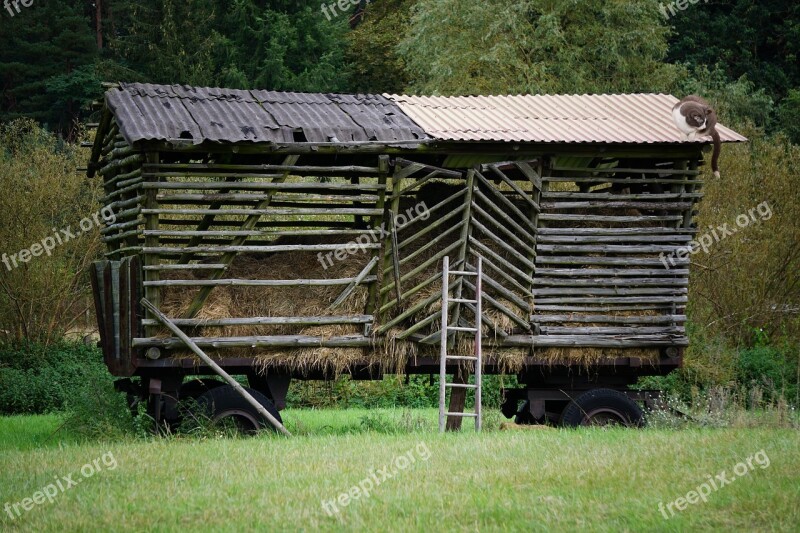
106 83 430 146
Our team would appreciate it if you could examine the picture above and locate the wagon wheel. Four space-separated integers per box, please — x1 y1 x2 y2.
179 378 225 401
195 385 283 434
560 388 644 428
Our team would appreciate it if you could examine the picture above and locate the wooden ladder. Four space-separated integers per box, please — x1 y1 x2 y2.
439 255 483 432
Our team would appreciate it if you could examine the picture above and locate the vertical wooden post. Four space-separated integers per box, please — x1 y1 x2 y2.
474 256 483 432
377 162 404 325
438 256 449 433
143 152 160 338
365 155 390 327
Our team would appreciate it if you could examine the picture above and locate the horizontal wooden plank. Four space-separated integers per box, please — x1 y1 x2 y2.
143 243 381 254
533 277 688 287
541 192 703 200
539 326 684 335
144 229 374 238
141 315 373 327
142 182 386 191
505 334 689 347
143 264 228 271
538 213 683 222
533 268 690 277
144 276 376 287
141 207 382 216
144 163 382 175
534 295 688 305
537 244 684 254
533 304 679 312
536 256 686 266
541 201 692 210
132 334 372 349
531 314 687 324
533 287 687 296
548 166 700 175
537 234 693 244
537 227 698 235
157 193 380 203
544 177 701 185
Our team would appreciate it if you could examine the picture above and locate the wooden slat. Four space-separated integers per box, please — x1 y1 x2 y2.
533 277 688 287
536 256 687 266
141 315 373 327
538 213 683 223
534 268 689 276
144 276 377 287
537 244 686 254
142 182 387 191
532 314 687 324
132 334 372 349
534 296 688 305
539 326 684 335
505 334 689 347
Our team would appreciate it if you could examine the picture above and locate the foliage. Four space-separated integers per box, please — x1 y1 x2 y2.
287 374 515 409
106 0 352 92
667 0 800 102
345 0 416 93
0 0 100 136
398 0 684 95
688 126 800 345
776 89 800 145
0 341 106 414
0 120 103 344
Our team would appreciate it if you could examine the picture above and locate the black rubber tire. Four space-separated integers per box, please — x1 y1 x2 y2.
195 385 283 433
514 401 538 425
180 378 225 400
560 388 644 428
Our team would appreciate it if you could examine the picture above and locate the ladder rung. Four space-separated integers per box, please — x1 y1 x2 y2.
450 298 477 304
445 355 478 361
445 412 478 418
449 326 477 332
449 270 478 276
446 383 477 389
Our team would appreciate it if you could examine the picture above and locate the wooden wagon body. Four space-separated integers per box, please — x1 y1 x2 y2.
87 84 746 425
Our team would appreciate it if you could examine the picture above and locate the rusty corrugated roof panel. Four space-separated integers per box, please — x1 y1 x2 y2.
106 83 430 146
384 93 748 144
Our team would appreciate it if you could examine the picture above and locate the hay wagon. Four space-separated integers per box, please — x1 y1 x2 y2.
87 84 746 430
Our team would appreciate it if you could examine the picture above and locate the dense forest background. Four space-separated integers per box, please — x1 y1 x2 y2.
0 0 798 409
0 0 798 141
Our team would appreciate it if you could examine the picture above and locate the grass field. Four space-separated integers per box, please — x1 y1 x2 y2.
1 409 799 532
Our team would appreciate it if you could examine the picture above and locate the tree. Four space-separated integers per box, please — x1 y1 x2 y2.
667 0 800 102
0 0 100 137
398 0 685 95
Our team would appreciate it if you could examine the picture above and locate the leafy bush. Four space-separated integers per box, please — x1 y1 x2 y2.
0 341 107 414
0 119 103 345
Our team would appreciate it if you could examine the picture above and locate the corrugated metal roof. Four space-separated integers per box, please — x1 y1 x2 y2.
104 84 747 147
106 83 430 146
384 93 748 144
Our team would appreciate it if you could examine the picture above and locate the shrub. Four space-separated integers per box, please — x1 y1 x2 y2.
0 341 107 414
0 119 103 345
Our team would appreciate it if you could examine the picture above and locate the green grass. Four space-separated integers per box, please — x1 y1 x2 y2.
1 411 799 532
